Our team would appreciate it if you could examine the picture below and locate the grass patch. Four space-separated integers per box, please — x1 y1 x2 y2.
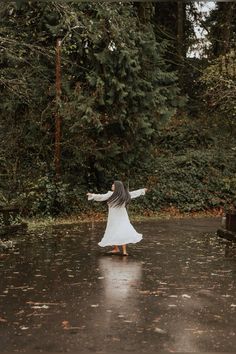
24 207 223 230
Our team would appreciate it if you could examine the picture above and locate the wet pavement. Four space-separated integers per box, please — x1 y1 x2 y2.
0 217 235 353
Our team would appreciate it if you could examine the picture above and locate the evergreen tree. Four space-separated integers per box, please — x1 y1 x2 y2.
153 1 196 95
0 1 183 213
60 3 183 186
206 2 236 58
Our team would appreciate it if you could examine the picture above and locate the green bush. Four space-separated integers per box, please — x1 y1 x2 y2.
141 149 236 212
14 121 236 216
18 176 71 216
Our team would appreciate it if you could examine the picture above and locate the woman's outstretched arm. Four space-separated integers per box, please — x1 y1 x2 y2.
129 188 147 199
87 191 113 202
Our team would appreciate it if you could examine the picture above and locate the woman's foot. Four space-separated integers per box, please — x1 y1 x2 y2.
108 246 120 254
122 244 128 256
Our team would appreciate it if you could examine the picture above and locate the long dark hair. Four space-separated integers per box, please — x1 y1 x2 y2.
107 181 131 207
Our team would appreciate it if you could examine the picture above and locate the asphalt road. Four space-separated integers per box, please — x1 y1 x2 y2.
0 217 235 353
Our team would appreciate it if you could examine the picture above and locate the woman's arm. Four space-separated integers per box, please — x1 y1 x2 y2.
87 191 113 202
129 188 147 199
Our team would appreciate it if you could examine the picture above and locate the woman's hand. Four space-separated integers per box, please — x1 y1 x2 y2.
87 192 93 197
144 188 148 192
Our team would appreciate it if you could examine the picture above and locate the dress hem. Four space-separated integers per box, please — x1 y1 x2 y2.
98 235 142 247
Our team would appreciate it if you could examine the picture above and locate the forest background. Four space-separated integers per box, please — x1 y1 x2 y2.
0 1 236 219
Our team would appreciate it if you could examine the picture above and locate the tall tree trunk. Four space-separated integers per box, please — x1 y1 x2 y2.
177 0 185 88
177 0 184 60
135 2 153 24
55 38 62 179
214 2 235 57
154 1 186 89
221 2 234 55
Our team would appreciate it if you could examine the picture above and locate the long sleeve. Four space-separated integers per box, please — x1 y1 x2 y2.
88 191 113 202
129 188 146 199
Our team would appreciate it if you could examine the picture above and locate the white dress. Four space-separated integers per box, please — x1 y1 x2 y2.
88 189 146 246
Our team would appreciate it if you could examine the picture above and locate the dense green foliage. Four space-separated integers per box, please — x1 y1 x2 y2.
143 122 236 213
8 119 236 217
200 52 236 129
206 2 236 58
0 1 235 217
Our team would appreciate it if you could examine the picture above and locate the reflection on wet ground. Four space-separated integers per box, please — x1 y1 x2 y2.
0 218 235 352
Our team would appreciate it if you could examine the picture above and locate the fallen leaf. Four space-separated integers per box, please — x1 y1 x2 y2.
31 305 49 309
62 320 69 329
27 301 63 306
154 327 167 334
20 326 29 330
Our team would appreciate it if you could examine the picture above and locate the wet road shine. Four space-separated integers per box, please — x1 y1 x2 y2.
0 218 235 352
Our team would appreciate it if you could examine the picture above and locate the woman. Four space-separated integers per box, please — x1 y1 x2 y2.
87 180 147 256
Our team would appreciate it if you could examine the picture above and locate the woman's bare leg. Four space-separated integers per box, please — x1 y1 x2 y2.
109 245 120 253
122 244 128 255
